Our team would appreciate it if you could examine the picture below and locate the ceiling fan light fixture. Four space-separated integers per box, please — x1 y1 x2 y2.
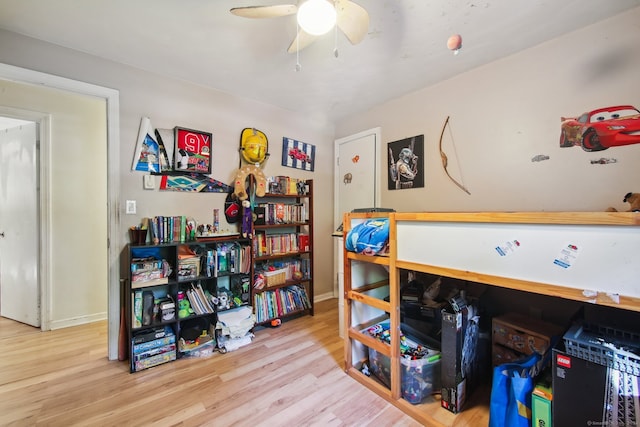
297 0 337 36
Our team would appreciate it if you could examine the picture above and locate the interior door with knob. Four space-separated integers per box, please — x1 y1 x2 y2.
334 128 381 228
0 121 40 326
333 128 381 333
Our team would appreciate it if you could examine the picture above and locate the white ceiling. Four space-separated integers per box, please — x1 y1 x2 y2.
0 0 638 124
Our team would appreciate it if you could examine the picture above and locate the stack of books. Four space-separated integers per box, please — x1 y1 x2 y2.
131 325 176 372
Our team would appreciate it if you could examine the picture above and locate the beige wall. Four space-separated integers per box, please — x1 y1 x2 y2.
1 6 639 326
335 8 640 213
0 29 337 311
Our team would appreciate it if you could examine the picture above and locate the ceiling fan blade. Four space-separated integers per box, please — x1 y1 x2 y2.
335 0 369 45
287 29 318 53
230 4 297 19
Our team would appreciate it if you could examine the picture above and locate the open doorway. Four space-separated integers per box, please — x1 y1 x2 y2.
0 63 121 360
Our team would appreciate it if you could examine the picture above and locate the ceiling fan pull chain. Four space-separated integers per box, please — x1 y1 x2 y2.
334 23 339 57
295 22 302 72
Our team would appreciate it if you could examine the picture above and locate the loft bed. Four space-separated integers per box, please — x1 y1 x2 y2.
392 212 640 312
342 211 640 426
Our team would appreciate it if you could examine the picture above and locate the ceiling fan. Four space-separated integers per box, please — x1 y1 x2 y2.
230 0 369 53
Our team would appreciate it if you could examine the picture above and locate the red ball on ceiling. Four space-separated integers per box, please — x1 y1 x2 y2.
447 34 462 54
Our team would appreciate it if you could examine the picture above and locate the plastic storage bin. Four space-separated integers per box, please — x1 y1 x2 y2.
563 321 640 376
364 320 441 404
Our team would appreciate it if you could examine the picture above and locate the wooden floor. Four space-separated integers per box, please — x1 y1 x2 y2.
0 299 488 426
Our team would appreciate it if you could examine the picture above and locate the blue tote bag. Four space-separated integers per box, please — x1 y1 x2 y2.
489 352 541 427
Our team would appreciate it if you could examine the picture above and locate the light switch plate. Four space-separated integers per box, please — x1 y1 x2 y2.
125 200 136 214
143 174 155 190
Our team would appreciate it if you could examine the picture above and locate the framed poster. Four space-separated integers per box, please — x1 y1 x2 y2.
174 127 212 174
387 135 424 190
282 137 315 171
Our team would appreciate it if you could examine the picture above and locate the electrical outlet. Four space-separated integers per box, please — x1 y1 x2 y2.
125 200 136 214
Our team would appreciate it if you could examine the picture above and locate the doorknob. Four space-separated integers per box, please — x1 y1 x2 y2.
0 232 4 237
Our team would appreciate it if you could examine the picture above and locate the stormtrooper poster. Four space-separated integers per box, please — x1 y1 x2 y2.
388 135 424 190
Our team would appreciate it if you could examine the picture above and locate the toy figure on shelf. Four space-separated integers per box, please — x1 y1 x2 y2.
241 200 252 238
217 291 231 311
177 291 194 318
606 192 640 212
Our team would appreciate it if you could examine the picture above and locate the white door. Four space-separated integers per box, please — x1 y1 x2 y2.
0 120 40 326
334 128 382 228
334 128 382 332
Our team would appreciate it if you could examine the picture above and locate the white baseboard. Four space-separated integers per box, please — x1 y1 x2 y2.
314 292 337 303
49 312 107 330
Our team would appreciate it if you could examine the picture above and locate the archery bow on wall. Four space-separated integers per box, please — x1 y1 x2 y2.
439 116 471 195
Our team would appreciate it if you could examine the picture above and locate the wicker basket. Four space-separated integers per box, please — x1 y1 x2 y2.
264 268 287 287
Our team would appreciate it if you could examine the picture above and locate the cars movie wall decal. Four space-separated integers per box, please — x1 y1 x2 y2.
560 105 640 152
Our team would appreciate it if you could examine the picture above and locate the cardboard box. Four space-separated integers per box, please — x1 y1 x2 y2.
298 234 310 252
492 343 524 365
492 312 562 365
553 322 640 426
532 371 553 427
552 348 640 426
440 294 482 413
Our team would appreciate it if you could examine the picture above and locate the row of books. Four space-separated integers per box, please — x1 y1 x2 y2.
145 215 192 244
254 202 306 225
203 243 251 277
253 285 312 323
253 232 310 257
131 326 176 372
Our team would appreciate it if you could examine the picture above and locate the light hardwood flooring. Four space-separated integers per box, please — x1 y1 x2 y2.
0 299 488 426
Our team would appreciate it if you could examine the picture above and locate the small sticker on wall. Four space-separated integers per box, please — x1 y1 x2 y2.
495 240 520 256
554 243 581 269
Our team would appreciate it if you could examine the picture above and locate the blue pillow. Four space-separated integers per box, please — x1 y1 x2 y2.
345 218 390 255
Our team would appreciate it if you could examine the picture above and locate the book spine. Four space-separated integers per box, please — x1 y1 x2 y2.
134 349 176 371
132 335 176 353
180 215 186 242
134 343 177 361
133 291 143 328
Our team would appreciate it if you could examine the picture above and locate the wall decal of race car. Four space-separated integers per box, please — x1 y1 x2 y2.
559 105 640 151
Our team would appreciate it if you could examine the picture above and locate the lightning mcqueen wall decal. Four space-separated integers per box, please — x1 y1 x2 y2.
560 105 640 152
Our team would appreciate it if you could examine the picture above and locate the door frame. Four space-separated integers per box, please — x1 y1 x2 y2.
333 127 382 299
0 63 121 360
